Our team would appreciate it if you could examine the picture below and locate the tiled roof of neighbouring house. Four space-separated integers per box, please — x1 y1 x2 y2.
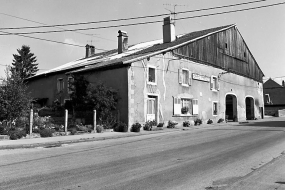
29 24 235 78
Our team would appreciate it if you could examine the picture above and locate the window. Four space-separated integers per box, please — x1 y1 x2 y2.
179 68 192 86
210 76 219 91
148 66 156 85
213 102 218 116
67 77 74 94
173 97 198 115
57 78 64 93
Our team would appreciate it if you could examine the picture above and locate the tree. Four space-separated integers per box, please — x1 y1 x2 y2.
0 67 31 122
10 45 39 80
69 75 118 123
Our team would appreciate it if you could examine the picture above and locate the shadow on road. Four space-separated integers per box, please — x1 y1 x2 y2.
238 121 285 128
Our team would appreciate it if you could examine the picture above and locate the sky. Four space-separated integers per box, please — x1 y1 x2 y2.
0 0 284 84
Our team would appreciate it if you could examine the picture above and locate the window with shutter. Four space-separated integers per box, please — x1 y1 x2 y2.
147 65 157 85
210 76 218 91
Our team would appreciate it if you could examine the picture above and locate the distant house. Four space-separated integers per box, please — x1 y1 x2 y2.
26 17 265 129
263 78 285 116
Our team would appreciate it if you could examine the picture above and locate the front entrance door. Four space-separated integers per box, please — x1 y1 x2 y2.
246 97 254 120
225 94 238 122
146 96 157 122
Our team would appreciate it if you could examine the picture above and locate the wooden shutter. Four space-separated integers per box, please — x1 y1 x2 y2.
173 97 181 115
178 69 182 84
210 76 214 90
57 79 60 92
217 78 220 91
188 71 192 86
193 99 199 115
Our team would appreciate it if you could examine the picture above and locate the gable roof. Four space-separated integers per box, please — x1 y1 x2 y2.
264 78 283 88
70 24 235 74
29 24 235 78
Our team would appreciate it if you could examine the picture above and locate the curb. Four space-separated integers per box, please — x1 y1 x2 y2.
0 128 182 150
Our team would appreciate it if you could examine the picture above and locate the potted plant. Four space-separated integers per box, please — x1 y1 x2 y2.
131 122 142 132
183 121 190 127
167 120 178 128
181 107 189 114
194 118 202 126
143 121 153 131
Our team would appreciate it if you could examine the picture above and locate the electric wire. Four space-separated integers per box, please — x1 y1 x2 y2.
0 30 108 50
0 0 270 30
0 1 284 35
0 12 115 42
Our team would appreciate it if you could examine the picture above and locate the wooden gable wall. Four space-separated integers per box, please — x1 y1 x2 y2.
173 26 264 82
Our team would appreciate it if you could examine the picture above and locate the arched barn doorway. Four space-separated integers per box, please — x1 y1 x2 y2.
246 97 255 120
225 94 238 122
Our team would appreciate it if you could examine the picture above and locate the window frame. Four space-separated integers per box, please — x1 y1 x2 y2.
147 65 157 85
67 77 74 94
173 97 198 116
212 101 218 116
179 68 192 86
57 78 64 93
210 75 219 91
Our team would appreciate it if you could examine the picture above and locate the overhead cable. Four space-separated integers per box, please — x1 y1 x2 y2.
0 1 284 36
0 0 270 30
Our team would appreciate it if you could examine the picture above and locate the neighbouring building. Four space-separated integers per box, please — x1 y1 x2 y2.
263 78 285 116
27 17 265 129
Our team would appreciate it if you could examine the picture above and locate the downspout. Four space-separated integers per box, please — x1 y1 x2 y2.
141 60 148 122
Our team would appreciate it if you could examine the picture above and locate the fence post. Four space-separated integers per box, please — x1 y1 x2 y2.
65 109 68 135
29 109 33 137
93 110 96 132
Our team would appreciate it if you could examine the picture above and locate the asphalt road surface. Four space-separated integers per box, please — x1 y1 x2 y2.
1 119 285 190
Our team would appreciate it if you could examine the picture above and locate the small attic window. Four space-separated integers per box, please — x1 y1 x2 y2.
225 43 228 49
244 52 246 57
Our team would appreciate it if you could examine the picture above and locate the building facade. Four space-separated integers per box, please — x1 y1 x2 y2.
27 17 265 129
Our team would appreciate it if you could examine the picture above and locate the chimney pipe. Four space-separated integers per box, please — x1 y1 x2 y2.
118 30 128 54
85 44 95 58
282 80 285 87
163 16 175 43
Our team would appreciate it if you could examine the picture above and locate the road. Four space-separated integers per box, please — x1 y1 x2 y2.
1 119 285 190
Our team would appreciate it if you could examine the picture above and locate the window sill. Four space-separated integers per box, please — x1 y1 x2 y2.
181 84 189 87
211 89 218 92
173 114 196 117
147 82 157 86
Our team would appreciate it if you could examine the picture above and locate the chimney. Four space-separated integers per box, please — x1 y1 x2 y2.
85 44 95 58
282 80 285 87
163 16 175 43
118 30 128 54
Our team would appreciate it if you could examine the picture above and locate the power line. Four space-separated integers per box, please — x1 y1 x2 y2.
0 0 270 31
0 12 115 42
1 1 283 36
0 30 87 48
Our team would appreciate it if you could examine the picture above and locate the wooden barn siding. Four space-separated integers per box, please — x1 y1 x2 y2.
173 27 263 82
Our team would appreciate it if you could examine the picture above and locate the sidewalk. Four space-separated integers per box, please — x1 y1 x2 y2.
0 116 282 150
227 153 285 190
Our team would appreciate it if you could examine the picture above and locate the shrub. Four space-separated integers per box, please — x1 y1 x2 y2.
131 122 142 132
9 129 26 140
194 118 202 126
207 119 213 124
70 128 77 135
76 124 89 132
183 121 191 127
143 121 154 131
217 118 224 123
39 128 54 137
157 122 164 128
113 122 128 132
167 120 178 128
96 125 104 133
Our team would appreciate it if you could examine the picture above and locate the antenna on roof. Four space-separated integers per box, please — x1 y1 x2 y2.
163 4 190 25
